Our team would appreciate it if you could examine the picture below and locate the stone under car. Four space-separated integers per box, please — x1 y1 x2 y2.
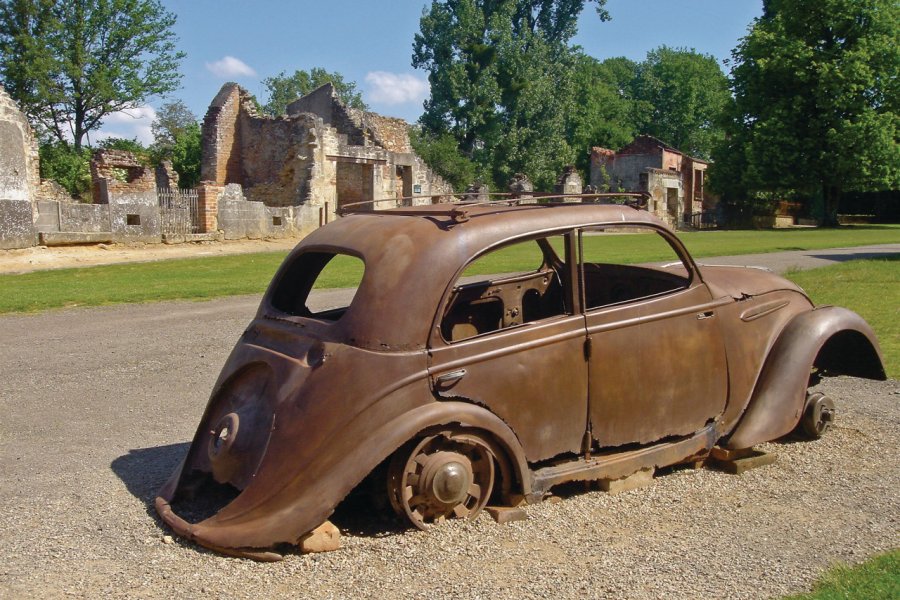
155 196 886 560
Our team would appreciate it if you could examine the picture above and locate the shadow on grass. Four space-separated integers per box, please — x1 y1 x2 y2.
806 252 900 264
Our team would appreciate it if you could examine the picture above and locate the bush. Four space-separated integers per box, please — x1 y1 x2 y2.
38 142 92 200
409 128 478 192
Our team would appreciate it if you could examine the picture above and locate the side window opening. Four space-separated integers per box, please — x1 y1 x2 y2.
269 251 365 321
441 235 569 342
580 226 690 310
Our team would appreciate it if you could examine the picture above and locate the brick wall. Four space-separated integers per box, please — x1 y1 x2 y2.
201 84 243 185
90 149 156 204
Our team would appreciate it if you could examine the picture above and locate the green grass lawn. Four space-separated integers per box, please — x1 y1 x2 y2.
679 224 900 258
0 224 897 314
0 252 288 313
785 257 899 378
784 550 899 600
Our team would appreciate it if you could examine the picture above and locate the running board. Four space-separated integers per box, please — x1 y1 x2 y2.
530 425 718 496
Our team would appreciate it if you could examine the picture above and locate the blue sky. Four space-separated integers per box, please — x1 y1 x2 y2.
98 0 763 144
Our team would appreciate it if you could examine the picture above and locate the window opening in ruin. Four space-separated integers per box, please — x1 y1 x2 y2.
269 251 365 322
441 235 568 342
272 216 283 226
126 214 141 226
580 226 689 310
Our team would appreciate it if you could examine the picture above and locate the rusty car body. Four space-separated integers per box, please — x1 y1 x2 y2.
155 197 885 560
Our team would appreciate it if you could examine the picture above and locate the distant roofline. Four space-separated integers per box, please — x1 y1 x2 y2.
593 135 709 165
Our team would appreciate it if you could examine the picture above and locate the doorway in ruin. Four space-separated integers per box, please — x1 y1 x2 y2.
396 165 413 205
666 187 679 225
336 161 374 210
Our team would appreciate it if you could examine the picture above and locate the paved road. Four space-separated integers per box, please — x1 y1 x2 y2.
691 243 900 274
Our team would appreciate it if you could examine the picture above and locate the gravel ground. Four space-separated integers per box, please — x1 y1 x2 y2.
0 297 897 599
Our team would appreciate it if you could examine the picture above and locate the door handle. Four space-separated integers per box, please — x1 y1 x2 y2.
435 369 467 385
697 311 715 320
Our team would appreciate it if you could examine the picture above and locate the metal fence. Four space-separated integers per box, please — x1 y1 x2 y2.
684 210 718 230
158 188 200 235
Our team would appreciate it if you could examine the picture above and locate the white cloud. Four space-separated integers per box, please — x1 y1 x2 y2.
94 105 157 145
365 71 429 105
205 55 257 78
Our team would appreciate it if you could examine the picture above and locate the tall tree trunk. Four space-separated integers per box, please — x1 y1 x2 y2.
822 184 841 227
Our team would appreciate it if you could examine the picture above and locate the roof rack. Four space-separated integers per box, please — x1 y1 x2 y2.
337 192 650 223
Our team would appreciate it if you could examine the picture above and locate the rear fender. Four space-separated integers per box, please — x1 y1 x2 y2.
158 400 530 553
725 306 884 450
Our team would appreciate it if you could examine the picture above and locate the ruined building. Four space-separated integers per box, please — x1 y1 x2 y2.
0 85 40 249
199 82 452 238
0 81 455 249
590 135 713 228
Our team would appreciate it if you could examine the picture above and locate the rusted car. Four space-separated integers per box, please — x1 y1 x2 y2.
155 197 885 560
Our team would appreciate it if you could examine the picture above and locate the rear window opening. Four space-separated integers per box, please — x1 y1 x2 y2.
269 251 365 321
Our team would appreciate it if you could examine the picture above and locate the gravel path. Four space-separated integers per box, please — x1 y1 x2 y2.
0 262 898 598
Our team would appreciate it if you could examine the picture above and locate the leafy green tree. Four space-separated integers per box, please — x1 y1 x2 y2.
151 99 196 149
169 122 200 188
38 141 91 199
632 46 729 159
712 0 899 225
261 68 366 116
0 0 184 150
149 99 200 186
413 0 609 190
567 54 649 174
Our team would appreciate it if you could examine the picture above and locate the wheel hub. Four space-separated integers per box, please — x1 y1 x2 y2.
387 430 497 530
419 452 472 505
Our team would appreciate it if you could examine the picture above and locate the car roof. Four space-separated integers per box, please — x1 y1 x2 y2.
271 202 671 351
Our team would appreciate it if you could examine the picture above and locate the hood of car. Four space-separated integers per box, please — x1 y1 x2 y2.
698 264 808 300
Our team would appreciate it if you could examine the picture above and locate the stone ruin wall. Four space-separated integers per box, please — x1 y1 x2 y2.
238 111 319 208
0 85 40 249
201 83 454 237
359 112 413 154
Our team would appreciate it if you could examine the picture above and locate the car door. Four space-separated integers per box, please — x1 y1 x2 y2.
580 225 728 448
428 232 589 463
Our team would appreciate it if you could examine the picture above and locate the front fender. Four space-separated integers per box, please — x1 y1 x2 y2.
725 306 885 450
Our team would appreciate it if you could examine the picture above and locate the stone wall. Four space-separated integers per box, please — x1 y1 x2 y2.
201 82 453 222
362 113 413 154
645 169 684 229
216 183 321 240
239 112 318 207
0 85 39 249
0 85 39 199
58 202 109 233
287 84 366 145
590 151 661 191
0 199 35 248
554 166 583 196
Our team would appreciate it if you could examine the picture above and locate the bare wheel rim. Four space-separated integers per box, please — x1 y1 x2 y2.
801 392 835 438
387 430 495 530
